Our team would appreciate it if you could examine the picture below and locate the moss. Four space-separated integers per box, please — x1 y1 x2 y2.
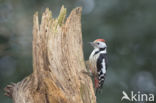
57 5 67 26
52 5 67 33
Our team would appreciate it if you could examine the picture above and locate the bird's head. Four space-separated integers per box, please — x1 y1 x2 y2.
89 39 107 50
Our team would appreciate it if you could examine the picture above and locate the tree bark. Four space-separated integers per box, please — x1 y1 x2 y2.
4 6 96 103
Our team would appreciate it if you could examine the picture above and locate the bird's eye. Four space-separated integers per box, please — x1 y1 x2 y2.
97 42 100 45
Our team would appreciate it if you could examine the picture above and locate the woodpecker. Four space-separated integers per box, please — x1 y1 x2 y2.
89 39 108 91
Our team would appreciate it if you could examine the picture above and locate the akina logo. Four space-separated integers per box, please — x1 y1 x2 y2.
121 91 155 102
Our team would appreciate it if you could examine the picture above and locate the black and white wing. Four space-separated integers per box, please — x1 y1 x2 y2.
96 53 108 88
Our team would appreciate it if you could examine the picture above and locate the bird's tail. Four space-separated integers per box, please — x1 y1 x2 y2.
98 72 106 88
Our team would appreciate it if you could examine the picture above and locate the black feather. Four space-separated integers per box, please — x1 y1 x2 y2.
96 53 107 88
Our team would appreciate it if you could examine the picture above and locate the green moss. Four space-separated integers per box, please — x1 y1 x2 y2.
57 5 67 26
52 5 67 33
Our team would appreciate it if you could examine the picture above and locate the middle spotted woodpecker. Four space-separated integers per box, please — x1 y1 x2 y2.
88 39 108 91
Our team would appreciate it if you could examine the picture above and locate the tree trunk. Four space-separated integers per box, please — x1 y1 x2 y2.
4 6 96 103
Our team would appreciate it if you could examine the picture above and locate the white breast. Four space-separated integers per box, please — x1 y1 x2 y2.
89 49 100 75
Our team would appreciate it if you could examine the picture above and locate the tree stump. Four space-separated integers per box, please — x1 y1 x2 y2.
4 6 96 103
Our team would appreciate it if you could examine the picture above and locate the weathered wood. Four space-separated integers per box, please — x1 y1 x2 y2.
4 6 96 103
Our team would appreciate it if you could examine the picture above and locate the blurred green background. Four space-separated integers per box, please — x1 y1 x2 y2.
0 0 156 103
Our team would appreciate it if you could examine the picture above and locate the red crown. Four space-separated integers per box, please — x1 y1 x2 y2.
94 39 105 42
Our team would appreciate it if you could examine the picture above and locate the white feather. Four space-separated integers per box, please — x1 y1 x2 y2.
101 59 106 74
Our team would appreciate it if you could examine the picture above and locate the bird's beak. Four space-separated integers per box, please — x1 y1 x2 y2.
89 42 96 47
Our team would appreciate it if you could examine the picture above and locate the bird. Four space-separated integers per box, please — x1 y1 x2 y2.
88 39 108 92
